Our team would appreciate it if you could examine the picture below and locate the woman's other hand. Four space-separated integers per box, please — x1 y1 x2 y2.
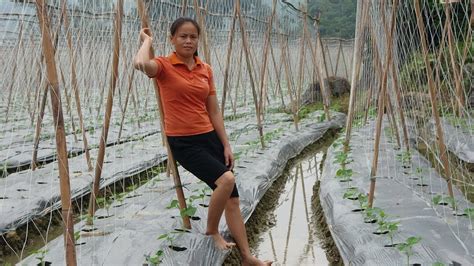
224 145 234 171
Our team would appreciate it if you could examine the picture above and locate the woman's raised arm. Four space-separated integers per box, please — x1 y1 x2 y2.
133 28 161 77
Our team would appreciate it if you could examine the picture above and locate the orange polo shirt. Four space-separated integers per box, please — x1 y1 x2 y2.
150 52 216 136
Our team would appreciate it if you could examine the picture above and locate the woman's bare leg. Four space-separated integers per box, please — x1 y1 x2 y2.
225 197 272 265
206 171 236 249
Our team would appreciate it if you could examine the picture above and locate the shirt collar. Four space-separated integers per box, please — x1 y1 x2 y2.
169 51 202 65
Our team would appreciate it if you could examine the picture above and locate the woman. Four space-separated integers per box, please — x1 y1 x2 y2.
134 17 271 266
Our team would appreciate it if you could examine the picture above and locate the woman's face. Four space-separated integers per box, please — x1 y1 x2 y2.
171 22 199 59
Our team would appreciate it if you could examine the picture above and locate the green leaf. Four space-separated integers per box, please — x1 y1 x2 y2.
432 195 442 205
166 200 179 209
406 236 421 245
464 208 474 219
158 233 168 240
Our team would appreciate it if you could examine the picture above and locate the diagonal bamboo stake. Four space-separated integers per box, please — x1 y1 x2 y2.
258 0 278 121
340 40 350 80
233 45 244 116
313 24 331 121
414 0 454 200
62 0 93 170
344 0 368 152
269 39 286 108
136 0 191 229
296 6 308 120
385 92 401 148
363 34 378 125
325 42 335 77
193 0 211 64
221 2 238 115
237 0 265 148
88 0 124 223
444 3 464 117
368 0 399 208
5 24 23 123
59 67 78 142
117 68 135 141
334 40 342 76
181 0 188 16
378 1 410 151
32 7 64 170
35 0 77 264
281 37 299 131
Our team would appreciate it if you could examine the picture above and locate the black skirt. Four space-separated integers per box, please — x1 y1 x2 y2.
167 130 239 198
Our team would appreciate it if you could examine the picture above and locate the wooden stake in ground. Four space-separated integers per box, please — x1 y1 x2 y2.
414 0 454 200
88 0 124 222
368 0 399 208
237 0 265 148
136 0 191 229
258 0 277 121
221 1 238 115
62 0 92 171
344 0 368 151
35 0 77 264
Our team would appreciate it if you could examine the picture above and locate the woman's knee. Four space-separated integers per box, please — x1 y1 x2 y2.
215 171 235 188
226 197 240 210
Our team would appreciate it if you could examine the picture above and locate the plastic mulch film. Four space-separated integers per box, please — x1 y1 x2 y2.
18 113 346 265
0 133 167 233
320 120 473 265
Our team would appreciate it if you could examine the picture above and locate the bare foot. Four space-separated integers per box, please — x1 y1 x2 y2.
242 256 272 266
207 232 236 250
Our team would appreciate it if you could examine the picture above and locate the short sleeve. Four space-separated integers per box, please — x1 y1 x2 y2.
206 64 216 96
147 57 163 79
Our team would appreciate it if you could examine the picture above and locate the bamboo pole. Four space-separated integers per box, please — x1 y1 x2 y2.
88 0 124 222
258 0 277 122
385 92 401 148
325 42 335 77
62 0 93 170
368 0 399 208
313 24 331 121
237 0 265 148
344 0 368 151
281 37 299 131
377 1 410 151
35 1 77 264
4 25 23 123
117 68 135 141
233 46 244 116
414 0 454 200
32 7 64 170
269 40 286 108
444 3 464 117
340 41 350 80
295 5 308 122
136 0 191 229
59 67 78 142
181 0 188 16
193 0 211 64
334 40 342 77
221 3 237 115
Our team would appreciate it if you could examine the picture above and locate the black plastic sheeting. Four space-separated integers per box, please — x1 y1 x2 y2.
319 120 473 265
18 112 346 265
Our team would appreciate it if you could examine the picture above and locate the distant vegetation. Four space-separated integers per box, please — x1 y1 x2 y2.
309 0 357 39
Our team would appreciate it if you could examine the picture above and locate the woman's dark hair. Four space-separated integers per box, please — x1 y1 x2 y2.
170 17 201 56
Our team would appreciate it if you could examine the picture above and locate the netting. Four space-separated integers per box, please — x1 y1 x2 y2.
0 0 354 264
343 0 473 259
